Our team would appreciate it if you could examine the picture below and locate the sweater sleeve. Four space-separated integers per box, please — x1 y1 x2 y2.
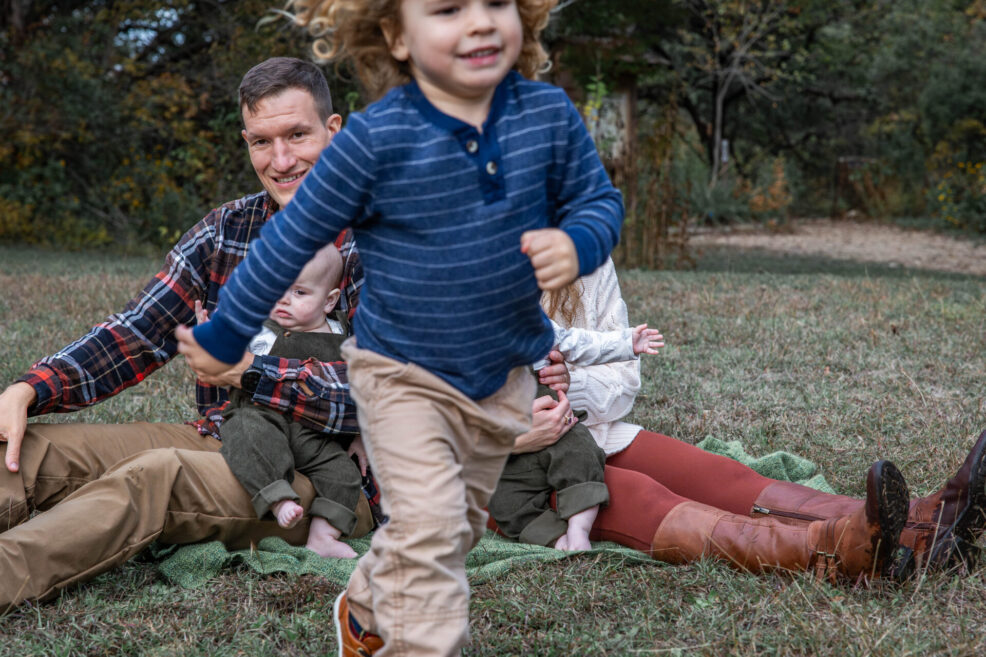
553 97 624 278
552 323 636 368
562 259 641 426
194 117 377 363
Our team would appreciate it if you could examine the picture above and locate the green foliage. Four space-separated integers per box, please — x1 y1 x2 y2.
0 0 360 251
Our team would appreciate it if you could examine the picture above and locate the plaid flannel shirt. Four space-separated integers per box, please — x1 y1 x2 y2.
17 191 363 439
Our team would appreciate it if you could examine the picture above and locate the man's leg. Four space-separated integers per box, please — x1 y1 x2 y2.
0 422 217 529
0 447 316 611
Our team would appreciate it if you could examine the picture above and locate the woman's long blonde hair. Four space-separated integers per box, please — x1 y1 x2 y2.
542 280 583 327
285 0 558 100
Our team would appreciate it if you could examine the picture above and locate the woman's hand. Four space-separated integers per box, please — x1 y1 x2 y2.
512 390 576 454
537 349 570 393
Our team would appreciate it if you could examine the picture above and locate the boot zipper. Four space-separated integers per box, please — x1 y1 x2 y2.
753 504 928 530
751 504 825 523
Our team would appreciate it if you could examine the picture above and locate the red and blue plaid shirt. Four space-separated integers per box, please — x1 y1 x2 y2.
18 190 363 439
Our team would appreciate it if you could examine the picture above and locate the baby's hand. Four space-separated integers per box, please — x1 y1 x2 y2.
348 436 369 476
194 300 209 325
631 324 664 356
520 228 578 291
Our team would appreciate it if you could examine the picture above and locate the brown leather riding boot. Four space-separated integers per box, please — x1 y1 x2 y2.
652 461 909 582
751 430 986 572
899 429 986 570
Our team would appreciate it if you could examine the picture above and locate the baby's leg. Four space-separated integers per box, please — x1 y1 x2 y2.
306 516 357 558
271 499 305 529
555 504 599 551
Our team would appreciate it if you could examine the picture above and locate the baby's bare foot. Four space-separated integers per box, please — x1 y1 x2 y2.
564 527 592 551
561 505 599 551
271 499 304 529
306 516 358 558
553 534 570 551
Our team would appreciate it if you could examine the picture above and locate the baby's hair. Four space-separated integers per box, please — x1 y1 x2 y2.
303 243 345 291
284 0 558 100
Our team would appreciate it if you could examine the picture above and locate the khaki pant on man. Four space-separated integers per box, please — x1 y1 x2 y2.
342 342 534 657
0 422 371 610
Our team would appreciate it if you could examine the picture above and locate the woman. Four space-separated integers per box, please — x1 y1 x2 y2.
501 258 986 581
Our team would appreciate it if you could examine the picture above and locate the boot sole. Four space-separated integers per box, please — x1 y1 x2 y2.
870 460 910 578
928 429 986 570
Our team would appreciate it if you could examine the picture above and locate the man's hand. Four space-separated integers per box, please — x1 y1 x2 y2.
631 324 665 356
520 228 578 291
511 390 575 454
537 349 570 393
0 382 37 473
176 324 232 379
348 436 369 476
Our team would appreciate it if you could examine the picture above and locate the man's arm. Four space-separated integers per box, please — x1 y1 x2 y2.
18 214 220 417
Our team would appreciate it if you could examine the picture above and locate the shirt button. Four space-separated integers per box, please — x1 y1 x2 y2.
466 140 479 154
486 161 498 175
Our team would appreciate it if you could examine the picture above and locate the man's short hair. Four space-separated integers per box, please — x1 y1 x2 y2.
238 57 334 122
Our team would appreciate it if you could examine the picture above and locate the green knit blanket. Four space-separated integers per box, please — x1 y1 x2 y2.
156 437 833 588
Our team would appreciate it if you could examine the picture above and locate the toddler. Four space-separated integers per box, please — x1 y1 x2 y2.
177 0 623 654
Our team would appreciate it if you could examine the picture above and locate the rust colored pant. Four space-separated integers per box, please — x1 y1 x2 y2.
487 429 786 553
588 430 783 551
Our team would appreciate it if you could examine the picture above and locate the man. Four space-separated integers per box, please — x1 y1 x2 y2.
0 57 372 609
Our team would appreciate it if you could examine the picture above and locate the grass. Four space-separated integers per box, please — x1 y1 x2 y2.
1 240 985 655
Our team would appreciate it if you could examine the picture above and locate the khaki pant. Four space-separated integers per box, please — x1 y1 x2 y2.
342 342 534 657
0 421 372 610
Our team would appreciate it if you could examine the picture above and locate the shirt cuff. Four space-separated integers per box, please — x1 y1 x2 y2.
564 367 590 412
15 368 58 416
192 312 252 365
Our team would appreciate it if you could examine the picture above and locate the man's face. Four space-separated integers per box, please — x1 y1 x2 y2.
242 88 342 208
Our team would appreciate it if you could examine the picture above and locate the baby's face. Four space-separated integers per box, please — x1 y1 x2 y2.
270 262 341 332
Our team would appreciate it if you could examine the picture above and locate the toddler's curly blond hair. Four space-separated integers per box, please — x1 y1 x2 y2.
286 0 557 100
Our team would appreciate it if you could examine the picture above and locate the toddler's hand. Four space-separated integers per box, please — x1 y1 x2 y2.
176 324 231 378
520 229 578 291
631 324 664 356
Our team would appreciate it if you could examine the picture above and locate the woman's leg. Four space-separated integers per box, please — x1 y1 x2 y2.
592 460 909 582
605 430 786 514
588 464 685 551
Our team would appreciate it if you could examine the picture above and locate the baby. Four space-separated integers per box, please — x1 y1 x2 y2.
490 322 663 551
210 244 365 559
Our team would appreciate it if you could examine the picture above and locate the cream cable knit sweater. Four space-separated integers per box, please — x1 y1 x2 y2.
549 258 643 456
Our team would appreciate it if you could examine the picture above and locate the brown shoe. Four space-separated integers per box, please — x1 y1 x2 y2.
334 592 383 657
900 429 986 571
752 431 986 574
652 461 909 582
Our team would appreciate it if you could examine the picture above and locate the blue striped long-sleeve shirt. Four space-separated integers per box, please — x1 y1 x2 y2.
194 71 623 399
